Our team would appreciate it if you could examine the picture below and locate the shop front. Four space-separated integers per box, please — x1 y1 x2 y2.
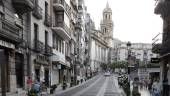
34 54 50 87
51 54 71 87
0 39 22 92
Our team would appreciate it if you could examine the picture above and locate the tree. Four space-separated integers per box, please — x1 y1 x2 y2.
100 63 107 71
109 61 128 69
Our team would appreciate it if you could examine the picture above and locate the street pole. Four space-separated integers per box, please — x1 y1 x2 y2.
126 42 131 96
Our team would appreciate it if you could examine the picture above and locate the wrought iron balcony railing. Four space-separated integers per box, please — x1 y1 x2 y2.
53 0 71 17
32 5 43 19
0 18 21 43
12 0 35 14
54 22 71 36
34 40 45 52
44 14 52 27
45 44 53 55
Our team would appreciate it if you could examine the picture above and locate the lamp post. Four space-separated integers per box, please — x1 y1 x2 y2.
127 41 131 76
126 41 131 96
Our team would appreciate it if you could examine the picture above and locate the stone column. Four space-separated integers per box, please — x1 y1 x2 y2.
8 50 17 92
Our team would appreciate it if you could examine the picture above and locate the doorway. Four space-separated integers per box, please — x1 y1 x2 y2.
35 68 40 82
45 69 49 87
15 53 24 88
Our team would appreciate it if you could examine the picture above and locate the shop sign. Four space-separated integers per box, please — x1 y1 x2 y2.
34 55 49 65
0 40 15 49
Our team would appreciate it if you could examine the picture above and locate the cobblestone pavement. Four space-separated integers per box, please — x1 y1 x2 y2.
55 74 125 96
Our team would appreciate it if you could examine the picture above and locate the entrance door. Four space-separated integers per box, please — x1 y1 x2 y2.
15 53 24 88
45 69 49 87
35 68 40 82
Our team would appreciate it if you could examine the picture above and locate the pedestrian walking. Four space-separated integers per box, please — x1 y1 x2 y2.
27 76 33 92
148 78 152 93
152 79 161 96
30 80 41 96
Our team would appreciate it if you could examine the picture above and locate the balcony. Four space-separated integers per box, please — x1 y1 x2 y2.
45 45 53 55
66 53 71 61
52 22 71 40
70 0 77 9
75 22 82 30
12 0 35 14
44 14 52 27
0 18 21 43
152 43 162 54
53 0 71 17
155 0 170 17
32 5 43 19
160 38 170 55
34 40 45 52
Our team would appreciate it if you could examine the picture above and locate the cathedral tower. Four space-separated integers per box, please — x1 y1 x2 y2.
100 2 114 47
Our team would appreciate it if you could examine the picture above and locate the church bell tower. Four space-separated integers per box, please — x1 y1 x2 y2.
100 2 114 47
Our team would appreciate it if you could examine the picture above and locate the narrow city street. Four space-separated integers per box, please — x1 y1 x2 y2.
54 74 125 96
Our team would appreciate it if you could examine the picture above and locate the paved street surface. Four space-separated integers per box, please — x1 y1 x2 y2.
55 74 125 96
139 89 151 96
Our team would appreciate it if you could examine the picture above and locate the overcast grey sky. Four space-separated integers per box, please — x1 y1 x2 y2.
85 0 163 43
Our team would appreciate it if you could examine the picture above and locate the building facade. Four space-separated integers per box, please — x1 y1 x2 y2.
51 0 75 86
113 42 158 64
28 0 52 87
100 3 114 65
0 0 34 94
89 29 109 74
0 0 112 95
154 0 170 95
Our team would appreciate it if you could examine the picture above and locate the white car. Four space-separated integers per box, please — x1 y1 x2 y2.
104 72 111 76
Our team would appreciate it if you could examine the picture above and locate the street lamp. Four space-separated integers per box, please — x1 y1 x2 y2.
126 41 131 96
126 41 131 75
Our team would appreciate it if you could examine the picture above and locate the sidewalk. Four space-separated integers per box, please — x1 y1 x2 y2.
113 74 126 96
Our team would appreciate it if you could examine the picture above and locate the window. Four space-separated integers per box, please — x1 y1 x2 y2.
45 31 48 46
59 40 62 52
62 41 64 53
45 1 48 17
34 23 39 40
150 54 153 56
52 33 55 48
56 35 59 51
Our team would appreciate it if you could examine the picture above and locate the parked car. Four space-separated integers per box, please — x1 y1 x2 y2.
104 72 111 76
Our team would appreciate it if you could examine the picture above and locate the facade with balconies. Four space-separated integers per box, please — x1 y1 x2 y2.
51 0 73 87
0 0 34 94
90 29 109 75
12 0 35 15
27 0 52 87
154 0 170 95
